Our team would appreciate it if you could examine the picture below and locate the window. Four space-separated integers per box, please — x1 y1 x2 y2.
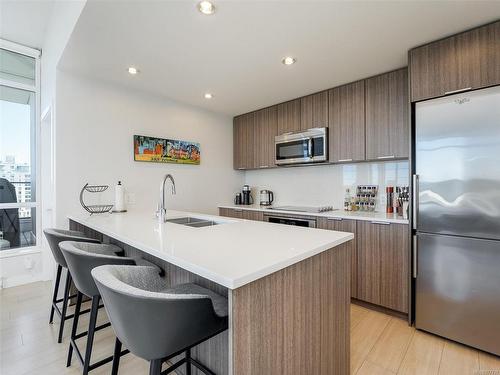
0 41 40 252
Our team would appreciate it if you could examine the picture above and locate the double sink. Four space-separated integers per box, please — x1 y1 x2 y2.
166 217 220 228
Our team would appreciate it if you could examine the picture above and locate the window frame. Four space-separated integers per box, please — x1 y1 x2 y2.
0 39 41 257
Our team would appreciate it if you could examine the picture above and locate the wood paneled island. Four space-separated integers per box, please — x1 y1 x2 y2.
68 210 353 375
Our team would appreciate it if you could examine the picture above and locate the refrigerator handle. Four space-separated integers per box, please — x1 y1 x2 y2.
412 174 419 230
413 235 418 278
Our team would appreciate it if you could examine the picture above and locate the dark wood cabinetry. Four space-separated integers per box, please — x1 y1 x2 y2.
218 208 263 221
365 68 409 160
300 91 329 129
328 81 365 163
233 113 255 170
409 21 500 102
254 107 277 169
277 99 301 134
356 221 409 313
318 217 358 298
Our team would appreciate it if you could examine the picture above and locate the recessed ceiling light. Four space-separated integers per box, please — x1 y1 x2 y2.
198 1 215 15
204 93 213 99
128 67 139 75
282 56 296 66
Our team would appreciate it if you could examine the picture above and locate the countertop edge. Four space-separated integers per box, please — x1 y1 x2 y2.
68 214 354 290
218 205 409 224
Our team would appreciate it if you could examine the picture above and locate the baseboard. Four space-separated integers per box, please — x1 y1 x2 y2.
1 274 45 288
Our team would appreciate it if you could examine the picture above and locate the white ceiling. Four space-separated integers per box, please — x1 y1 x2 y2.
0 0 54 49
59 1 500 116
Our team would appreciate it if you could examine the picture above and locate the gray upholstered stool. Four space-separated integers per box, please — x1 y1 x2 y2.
60 241 162 375
43 228 101 343
92 265 228 375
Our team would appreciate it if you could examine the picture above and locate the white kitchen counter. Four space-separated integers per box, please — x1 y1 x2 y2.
218 204 409 224
68 210 353 289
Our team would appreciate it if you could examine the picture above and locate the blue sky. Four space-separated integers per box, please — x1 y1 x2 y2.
0 100 31 164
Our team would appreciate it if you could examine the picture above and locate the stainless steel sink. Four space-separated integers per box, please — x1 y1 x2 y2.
166 217 219 227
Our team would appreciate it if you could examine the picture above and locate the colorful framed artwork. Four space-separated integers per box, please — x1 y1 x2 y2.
133 135 200 165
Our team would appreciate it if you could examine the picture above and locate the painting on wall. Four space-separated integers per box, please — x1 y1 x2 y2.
133 135 200 165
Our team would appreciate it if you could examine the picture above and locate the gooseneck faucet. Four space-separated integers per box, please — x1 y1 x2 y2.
157 174 176 223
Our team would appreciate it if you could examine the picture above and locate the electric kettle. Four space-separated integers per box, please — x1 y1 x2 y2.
260 190 274 206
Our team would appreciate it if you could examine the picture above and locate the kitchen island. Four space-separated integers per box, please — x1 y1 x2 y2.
68 210 354 375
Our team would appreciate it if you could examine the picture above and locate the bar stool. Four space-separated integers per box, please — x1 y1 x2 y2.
60 241 162 375
91 264 228 375
43 228 101 343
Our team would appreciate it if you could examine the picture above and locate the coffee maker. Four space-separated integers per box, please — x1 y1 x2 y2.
242 185 253 205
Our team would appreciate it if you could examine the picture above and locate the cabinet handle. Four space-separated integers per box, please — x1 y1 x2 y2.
259 165 269 169
444 87 471 95
370 221 391 225
377 155 395 160
328 217 344 221
413 235 418 278
337 158 353 162
237 167 245 170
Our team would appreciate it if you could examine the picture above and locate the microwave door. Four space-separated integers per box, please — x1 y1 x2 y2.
276 139 310 164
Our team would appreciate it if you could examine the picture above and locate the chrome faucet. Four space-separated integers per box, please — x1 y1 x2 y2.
157 174 176 222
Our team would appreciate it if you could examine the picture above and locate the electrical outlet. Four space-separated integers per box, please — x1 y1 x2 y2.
126 192 136 205
24 256 34 270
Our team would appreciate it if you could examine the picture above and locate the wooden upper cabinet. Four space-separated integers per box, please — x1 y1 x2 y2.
365 68 409 160
233 112 255 170
254 107 278 169
328 81 365 163
300 91 328 130
409 21 500 102
277 99 301 135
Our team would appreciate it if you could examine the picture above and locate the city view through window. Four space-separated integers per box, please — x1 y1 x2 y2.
0 46 38 251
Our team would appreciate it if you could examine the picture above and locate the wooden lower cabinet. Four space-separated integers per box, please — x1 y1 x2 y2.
218 208 263 221
357 221 409 313
318 217 357 298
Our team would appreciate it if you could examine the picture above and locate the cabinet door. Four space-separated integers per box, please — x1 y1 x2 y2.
380 223 409 313
357 221 409 313
219 208 243 219
365 68 409 160
356 221 381 305
328 81 365 163
277 99 301 135
242 210 263 221
254 107 278 169
318 217 357 298
300 91 328 130
233 116 245 170
409 21 500 102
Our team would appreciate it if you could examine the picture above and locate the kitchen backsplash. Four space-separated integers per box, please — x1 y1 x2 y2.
244 161 409 211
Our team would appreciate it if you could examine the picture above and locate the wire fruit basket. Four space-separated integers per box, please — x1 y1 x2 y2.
79 183 114 214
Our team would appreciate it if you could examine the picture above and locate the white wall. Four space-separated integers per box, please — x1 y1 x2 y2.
244 161 409 211
55 71 243 228
41 0 86 114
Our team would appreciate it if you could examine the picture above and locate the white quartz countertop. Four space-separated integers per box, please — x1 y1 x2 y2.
68 210 353 290
218 204 409 224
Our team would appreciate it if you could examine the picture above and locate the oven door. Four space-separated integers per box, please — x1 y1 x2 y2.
264 214 317 228
275 128 327 165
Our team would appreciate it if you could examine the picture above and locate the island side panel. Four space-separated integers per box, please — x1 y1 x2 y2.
68 219 230 375
232 243 350 375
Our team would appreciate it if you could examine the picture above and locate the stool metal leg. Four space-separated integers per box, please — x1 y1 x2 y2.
49 264 62 324
83 295 100 375
58 270 72 343
149 359 162 375
185 349 192 375
111 338 122 375
67 291 83 367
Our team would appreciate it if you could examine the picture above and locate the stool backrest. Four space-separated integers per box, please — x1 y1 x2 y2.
43 228 99 267
60 241 135 297
92 265 226 361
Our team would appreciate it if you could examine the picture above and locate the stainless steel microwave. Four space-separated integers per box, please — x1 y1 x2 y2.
275 127 328 165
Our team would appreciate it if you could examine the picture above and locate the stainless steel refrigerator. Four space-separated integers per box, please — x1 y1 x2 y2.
414 85 500 356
